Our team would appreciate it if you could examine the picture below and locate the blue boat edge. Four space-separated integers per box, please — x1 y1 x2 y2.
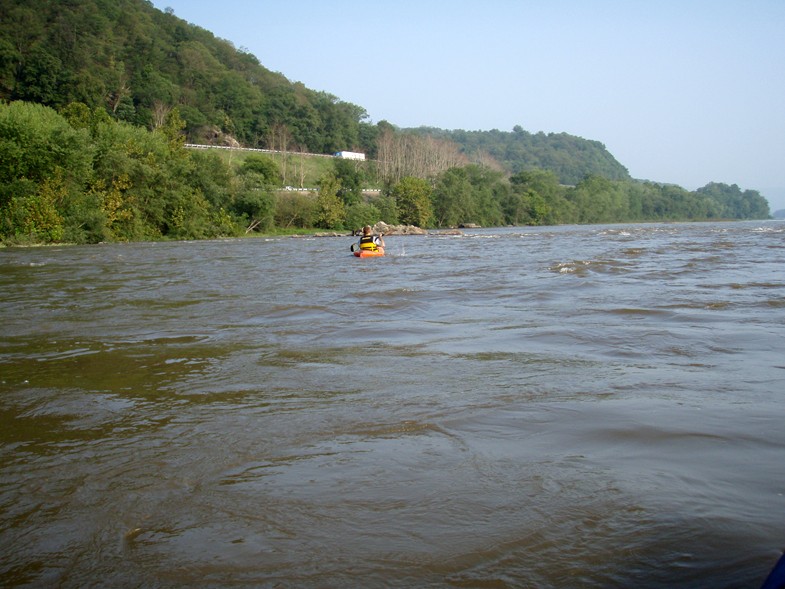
761 552 785 589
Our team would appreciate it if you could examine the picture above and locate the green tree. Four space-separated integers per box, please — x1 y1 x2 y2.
188 149 233 208
568 175 629 224
372 193 399 225
60 102 112 138
432 167 474 227
14 46 63 105
344 201 381 231
0 37 20 100
156 106 187 149
239 154 282 186
333 157 364 205
392 176 433 227
0 101 92 242
696 182 770 219
88 114 226 240
274 191 317 229
314 172 345 229
0 101 92 186
2 173 66 242
509 169 570 224
464 164 505 226
234 156 277 232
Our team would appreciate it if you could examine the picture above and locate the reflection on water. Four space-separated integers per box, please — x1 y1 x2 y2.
1 222 785 588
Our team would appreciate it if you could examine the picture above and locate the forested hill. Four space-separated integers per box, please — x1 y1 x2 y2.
2 0 627 183
408 126 630 185
0 0 371 155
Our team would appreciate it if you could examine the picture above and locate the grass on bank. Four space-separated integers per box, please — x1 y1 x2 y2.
203 147 378 189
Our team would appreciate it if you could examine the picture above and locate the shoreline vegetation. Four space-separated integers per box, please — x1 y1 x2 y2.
0 101 772 248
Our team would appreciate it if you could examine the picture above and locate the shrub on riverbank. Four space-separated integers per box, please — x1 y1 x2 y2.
1 101 772 246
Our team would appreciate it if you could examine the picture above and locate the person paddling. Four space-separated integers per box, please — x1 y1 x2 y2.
358 225 384 252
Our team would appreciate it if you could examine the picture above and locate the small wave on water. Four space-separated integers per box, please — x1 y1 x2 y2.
548 258 631 275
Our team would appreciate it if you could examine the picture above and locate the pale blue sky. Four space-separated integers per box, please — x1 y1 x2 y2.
150 0 785 211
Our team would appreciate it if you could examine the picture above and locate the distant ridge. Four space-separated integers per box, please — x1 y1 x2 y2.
407 126 630 185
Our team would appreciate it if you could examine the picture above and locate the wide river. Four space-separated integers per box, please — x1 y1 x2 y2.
1 221 784 588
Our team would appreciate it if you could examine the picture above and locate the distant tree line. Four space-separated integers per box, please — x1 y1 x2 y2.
1 101 770 245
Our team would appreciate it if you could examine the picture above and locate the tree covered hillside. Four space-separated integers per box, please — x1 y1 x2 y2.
410 126 631 185
0 0 373 154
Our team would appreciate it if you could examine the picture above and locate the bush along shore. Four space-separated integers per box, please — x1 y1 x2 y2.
1 101 772 246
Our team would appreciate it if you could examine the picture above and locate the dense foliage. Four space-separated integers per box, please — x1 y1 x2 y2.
1 102 770 245
1 101 230 243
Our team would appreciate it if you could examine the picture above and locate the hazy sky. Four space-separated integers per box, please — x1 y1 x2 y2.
149 0 785 211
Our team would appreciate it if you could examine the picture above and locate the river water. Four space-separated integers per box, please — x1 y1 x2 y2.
1 221 784 588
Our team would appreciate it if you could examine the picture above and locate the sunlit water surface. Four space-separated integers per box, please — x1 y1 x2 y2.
1 222 784 588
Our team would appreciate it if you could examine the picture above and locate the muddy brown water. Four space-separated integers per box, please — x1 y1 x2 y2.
1 222 784 588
